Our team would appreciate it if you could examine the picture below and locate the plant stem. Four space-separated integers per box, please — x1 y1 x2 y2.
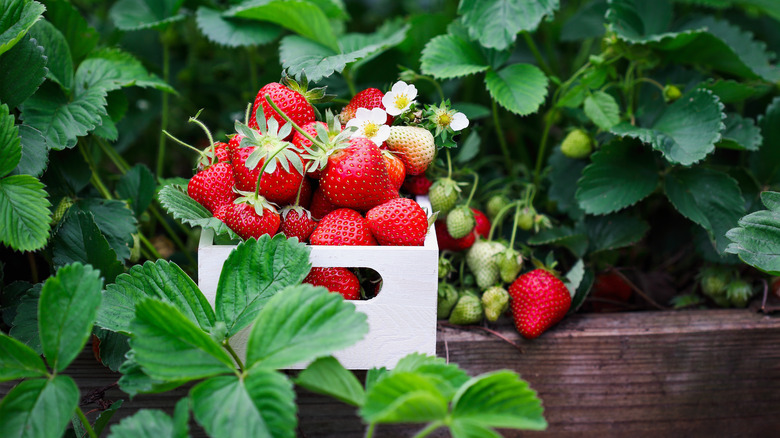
487 201 520 241
156 35 171 179
343 66 357 97
523 31 554 77
139 233 163 260
224 342 245 370
95 138 130 173
420 75 445 101
254 143 291 197
412 421 445 438
508 203 520 249
364 423 376 438
78 142 113 200
445 149 453 179
464 171 479 208
532 110 554 187
490 98 515 175
76 407 98 438
246 47 258 92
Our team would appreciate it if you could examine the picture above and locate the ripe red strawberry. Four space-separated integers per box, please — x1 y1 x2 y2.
319 137 395 211
309 186 337 220
309 208 376 246
435 220 475 251
366 198 429 246
249 82 314 138
385 126 435 175
340 88 394 125
509 269 571 339
471 208 491 239
402 174 432 196
304 267 360 300
279 206 316 242
187 161 236 214
382 150 406 192
222 199 281 241
213 204 232 222
230 145 304 204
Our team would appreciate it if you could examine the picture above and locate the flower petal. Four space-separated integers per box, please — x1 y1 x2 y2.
385 105 403 116
374 125 391 144
450 112 469 131
345 118 362 129
391 81 408 94
368 108 388 124
381 93 395 111
406 84 418 101
355 107 372 120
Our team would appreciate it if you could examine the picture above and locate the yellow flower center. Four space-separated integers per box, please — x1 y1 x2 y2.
437 112 452 126
394 93 410 109
363 122 379 138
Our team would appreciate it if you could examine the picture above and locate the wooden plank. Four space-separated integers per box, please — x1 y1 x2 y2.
2 309 779 437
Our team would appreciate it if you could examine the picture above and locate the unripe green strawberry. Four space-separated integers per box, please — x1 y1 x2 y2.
495 248 523 284
699 266 731 307
466 241 505 290
446 205 475 239
448 292 483 325
726 280 754 308
517 207 535 231
482 286 510 322
663 84 682 102
437 283 459 319
51 197 74 225
486 194 510 220
429 177 460 216
561 129 592 159
438 256 454 279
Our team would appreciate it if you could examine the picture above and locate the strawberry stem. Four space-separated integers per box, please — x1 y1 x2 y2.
509 203 520 249
263 94 327 152
445 148 453 179
487 200 521 241
188 111 216 149
162 130 208 159
464 171 479 208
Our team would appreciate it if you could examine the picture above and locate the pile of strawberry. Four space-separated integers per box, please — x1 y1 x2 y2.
183 76 439 300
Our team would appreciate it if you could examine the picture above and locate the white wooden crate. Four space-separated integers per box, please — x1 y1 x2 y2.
197 196 439 369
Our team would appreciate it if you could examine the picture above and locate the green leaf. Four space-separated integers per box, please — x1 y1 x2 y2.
279 20 409 82
0 34 47 109
606 0 681 43
458 0 560 50
391 353 471 399
0 174 51 251
93 399 124 437
527 226 589 258
21 82 107 150
575 139 659 215
157 184 239 240
360 372 449 423
39 263 103 372
75 198 137 261
450 422 502 438
672 0 780 21
29 19 73 92
190 371 296 438
0 103 22 177
750 97 780 186
0 0 45 56
700 79 772 104
107 409 175 438
0 376 78 438
610 89 725 165
451 371 547 431
725 191 780 275
196 7 282 48
295 356 365 406
583 91 620 130
420 33 489 80
664 167 745 254
485 64 549 116
129 299 235 382
230 0 339 51
547 147 586 220
216 234 311 337
560 0 607 41
117 352 186 398
0 332 47 382
98 259 216 334
568 268 595 314
76 48 175 94
717 113 762 151
455 130 481 164
245 285 368 370
50 210 124 283
43 0 99 64
15 125 49 177
585 212 650 253
9 284 42 354
93 328 130 372
117 164 156 217
109 0 186 31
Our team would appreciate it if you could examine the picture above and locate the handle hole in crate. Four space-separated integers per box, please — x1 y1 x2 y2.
303 267 382 301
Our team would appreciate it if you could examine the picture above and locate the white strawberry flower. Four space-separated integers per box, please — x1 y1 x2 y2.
345 107 391 146
382 81 418 116
433 107 469 132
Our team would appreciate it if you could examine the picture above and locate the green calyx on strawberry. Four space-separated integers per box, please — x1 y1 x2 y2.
561 129 593 159
437 283 459 319
224 190 281 241
726 279 754 308
449 291 483 325
509 268 571 339
482 286 510 322
279 205 316 243
429 177 461 216
438 255 454 279
466 240 506 290
495 248 524 284
698 265 732 307
446 205 476 239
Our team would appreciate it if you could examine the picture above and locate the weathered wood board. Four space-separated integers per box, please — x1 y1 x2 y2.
3 309 778 437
